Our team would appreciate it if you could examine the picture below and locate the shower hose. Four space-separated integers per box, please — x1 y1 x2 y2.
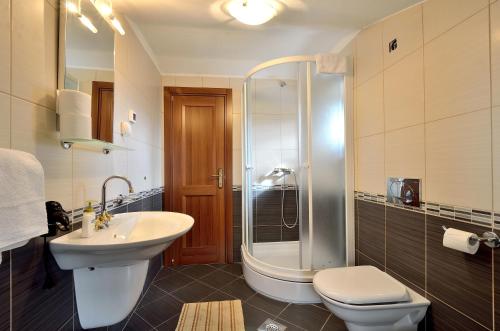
281 171 299 229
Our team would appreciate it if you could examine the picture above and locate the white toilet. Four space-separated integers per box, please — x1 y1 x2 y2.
313 266 430 331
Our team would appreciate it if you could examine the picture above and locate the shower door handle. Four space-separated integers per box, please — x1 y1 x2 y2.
210 168 224 189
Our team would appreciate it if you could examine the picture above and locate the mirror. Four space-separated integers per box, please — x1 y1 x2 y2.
60 0 115 143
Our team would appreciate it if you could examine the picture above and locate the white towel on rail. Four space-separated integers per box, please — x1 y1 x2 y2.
0 148 48 261
315 53 347 74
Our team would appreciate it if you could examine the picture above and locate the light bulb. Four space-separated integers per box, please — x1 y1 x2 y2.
110 16 125 35
94 0 113 16
78 14 98 33
66 1 78 13
226 0 277 26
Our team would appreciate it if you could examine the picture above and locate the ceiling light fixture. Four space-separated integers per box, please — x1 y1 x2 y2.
226 0 278 26
90 0 126 36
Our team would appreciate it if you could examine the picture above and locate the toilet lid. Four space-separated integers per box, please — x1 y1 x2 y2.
313 266 410 305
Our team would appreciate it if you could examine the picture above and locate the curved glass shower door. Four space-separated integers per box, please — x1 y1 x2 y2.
242 58 346 279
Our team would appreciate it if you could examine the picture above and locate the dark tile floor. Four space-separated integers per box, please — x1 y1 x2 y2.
119 263 347 331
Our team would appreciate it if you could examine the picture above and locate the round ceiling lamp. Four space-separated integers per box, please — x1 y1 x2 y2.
226 0 278 26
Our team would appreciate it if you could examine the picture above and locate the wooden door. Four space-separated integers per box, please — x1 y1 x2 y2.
91 81 114 143
164 87 233 265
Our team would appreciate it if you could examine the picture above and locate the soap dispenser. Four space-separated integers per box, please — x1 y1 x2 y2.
82 201 96 238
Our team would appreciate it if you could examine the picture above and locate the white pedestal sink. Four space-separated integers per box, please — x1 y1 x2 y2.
50 211 194 329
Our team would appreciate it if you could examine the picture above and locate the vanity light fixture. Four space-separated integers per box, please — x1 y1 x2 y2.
66 1 98 34
78 14 98 33
226 0 278 26
110 16 125 35
90 0 126 35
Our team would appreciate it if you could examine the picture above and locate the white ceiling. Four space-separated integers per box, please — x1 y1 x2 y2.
113 0 421 76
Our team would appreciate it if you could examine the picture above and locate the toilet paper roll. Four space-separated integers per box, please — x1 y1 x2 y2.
443 228 479 254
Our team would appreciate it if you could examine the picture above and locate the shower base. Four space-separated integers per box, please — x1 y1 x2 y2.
241 242 321 304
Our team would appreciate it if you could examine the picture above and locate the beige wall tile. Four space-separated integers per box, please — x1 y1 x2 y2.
384 49 424 131
73 147 112 209
426 110 492 210
255 79 281 114
11 0 57 109
253 114 281 150
423 0 489 43
281 114 297 150
0 93 10 148
202 76 230 88
0 0 10 94
492 1 500 107
357 134 385 194
385 125 425 199
383 4 423 69
174 76 202 87
232 88 242 114
230 77 244 114
355 23 383 85
356 74 384 137
232 150 242 186
424 9 490 122
11 98 73 209
233 113 242 150
493 106 500 211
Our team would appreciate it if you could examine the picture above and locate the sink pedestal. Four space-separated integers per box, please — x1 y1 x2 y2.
74 260 149 329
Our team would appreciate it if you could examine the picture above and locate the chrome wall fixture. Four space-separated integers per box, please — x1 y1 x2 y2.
442 226 500 248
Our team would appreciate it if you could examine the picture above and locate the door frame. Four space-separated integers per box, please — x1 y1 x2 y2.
163 87 234 264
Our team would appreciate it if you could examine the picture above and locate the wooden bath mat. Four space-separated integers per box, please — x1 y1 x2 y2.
176 300 245 330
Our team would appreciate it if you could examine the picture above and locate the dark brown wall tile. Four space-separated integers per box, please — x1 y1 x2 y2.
386 207 425 288
127 200 142 212
143 196 154 211
12 237 74 331
233 226 242 262
282 224 299 241
256 190 282 226
357 250 384 271
494 246 500 330
354 199 358 250
358 200 385 266
0 251 10 331
153 193 163 211
427 295 489 331
426 216 492 328
256 225 281 242
386 269 424 296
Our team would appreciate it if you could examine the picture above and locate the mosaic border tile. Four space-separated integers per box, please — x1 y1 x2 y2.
232 184 297 191
69 187 165 223
355 191 494 227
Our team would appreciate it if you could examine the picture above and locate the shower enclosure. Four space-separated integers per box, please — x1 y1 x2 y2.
241 56 353 303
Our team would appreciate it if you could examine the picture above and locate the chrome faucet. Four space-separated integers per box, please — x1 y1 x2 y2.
97 176 134 229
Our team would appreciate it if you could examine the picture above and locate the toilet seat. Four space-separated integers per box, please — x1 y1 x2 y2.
313 266 410 305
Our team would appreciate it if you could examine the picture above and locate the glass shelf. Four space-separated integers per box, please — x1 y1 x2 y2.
60 138 133 154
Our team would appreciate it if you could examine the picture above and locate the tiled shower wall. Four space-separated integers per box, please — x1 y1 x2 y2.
0 0 164 329
353 0 500 330
232 187 300 262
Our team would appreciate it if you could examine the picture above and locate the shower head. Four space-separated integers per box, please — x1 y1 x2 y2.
269 167 294 177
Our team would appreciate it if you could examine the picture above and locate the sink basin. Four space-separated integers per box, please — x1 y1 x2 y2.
50 211 194 269
50 211 194 329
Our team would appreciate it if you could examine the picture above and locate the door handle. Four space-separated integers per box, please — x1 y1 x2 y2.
210 168 224 189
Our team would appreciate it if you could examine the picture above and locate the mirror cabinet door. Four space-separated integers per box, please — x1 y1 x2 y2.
61 0 115 143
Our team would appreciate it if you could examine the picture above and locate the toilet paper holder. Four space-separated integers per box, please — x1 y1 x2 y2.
442 226 500 248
